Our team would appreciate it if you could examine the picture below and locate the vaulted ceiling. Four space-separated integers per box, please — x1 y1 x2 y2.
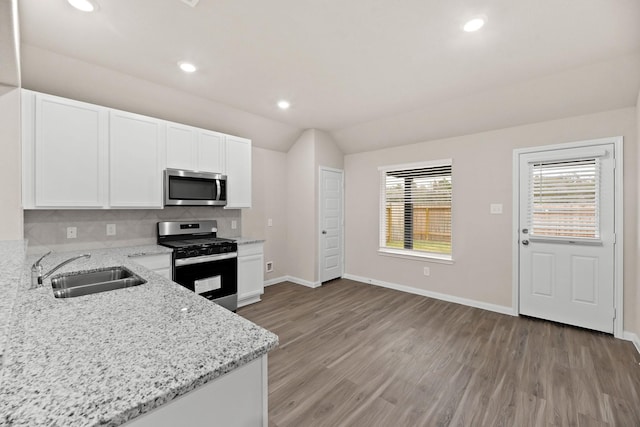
18 0 640 153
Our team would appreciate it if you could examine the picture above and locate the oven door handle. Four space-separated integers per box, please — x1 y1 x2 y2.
175 252 238 267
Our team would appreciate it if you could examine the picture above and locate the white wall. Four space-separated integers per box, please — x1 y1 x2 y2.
20 45 301 152
0 87 22 240
285 130 316 283
277 129 345 284
637 89 640 339
241 147 288 282
344 107 637 331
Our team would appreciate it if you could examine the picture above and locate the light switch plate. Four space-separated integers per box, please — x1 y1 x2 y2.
268 218 273 227
490 203 503 214
231 220 237 230
106 224 116 236
66 227 77 239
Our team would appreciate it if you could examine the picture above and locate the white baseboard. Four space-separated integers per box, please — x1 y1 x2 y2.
264 276 288 287
286 276 322 288
343 273 516 317
623 331 640 355
263 276 321 289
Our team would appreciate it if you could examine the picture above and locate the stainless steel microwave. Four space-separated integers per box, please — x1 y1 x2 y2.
164 168 227 206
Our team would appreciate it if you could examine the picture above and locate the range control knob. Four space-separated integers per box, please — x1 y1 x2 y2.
188 249 200 257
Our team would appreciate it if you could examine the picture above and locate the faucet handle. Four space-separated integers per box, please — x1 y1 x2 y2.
32 251 52 269
31 251 51 288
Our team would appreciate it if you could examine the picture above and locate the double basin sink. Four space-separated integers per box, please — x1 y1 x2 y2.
51 266 146 298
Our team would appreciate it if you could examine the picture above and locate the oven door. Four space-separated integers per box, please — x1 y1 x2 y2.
173 253 238 310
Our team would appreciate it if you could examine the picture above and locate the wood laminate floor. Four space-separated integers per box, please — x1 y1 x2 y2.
238 279 640 427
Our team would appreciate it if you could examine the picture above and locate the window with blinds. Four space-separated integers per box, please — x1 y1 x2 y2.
528 158 599 239
380 160 452 258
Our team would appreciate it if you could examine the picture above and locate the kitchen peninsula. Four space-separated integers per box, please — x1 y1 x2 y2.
0 243 278 426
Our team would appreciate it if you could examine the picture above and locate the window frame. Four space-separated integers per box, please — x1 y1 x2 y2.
378 159 453 262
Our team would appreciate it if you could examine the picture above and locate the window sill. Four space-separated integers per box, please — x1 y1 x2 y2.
378 248 454 264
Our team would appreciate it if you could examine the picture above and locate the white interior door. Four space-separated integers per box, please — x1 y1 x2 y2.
320 168 343 283
518 143 615 333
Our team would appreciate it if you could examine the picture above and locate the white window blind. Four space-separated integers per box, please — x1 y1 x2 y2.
528 158 600 239
380 161 452 257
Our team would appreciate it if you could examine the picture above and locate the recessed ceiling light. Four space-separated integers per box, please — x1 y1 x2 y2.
277 100 291 110
178 62 197 73
463 17 486 32
180 0 200 7
67 0 97 12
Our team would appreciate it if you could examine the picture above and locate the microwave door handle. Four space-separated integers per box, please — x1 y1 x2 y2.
216 180 221 201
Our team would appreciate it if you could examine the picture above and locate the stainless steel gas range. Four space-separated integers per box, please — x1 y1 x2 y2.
157 220 238 311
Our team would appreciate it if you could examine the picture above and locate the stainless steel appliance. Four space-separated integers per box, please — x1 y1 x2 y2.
157 220 238 311
164 168 227 206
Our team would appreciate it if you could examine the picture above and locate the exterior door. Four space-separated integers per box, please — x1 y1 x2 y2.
320 168 344 282
518 143 615 333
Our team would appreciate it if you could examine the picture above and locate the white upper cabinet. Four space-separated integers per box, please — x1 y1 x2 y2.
166 124 225 174
198 130 225 174
22 90 251 210
109 110 165 208
22 91 109 209
225 135 252 209
166 122 197 171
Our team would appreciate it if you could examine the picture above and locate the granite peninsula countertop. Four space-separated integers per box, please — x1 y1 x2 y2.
0 244 278 427
0 240 28 365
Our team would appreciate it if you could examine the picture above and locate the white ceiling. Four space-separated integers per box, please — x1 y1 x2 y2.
18 0 640 153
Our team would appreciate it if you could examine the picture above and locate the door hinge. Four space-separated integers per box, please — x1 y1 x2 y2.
613 233 616 244
613 308 616 320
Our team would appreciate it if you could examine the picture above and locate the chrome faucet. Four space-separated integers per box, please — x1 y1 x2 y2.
31 251 91 288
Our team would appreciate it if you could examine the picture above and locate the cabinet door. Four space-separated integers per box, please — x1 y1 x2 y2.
197 130 225 173
30 92 108 208
109 110 165 208
130 253 172 280
237 253 264 307
224 136 252 208
166 122 197 171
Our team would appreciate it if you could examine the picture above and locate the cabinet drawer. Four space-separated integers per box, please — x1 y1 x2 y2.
130 253 172 271
237 243 263 257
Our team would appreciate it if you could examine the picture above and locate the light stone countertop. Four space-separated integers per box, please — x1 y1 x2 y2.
0 240 28 364
232 237 266 245
0 244 278 427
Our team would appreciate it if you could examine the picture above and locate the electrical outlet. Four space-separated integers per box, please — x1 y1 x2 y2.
67 227 77 239
423 267 430 276
266 261 273 273
106 224 116 236
490 203 503 214
231 220 237 230
268 218 273 227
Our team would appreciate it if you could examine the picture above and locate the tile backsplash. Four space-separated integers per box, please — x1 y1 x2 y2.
24 207 241 254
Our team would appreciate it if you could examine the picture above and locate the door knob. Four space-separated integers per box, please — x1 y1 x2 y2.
522 240 529 246
322 230 327 235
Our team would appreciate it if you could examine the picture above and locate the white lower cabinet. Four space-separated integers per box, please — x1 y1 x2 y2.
130 253 172 280
237 242 264 307
124 355 268 427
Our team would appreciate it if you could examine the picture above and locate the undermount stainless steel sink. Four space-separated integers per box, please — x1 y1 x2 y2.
51 266 146 298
